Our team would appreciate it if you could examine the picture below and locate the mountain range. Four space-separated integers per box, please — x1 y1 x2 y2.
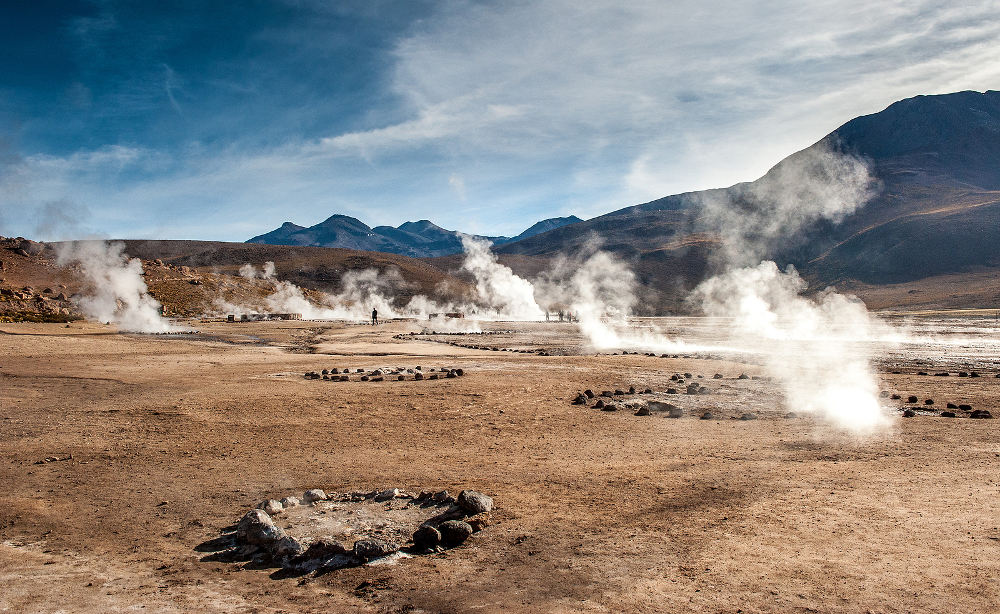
247 90 1000 311
247 214 582 258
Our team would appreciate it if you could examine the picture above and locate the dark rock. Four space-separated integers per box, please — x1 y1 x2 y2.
947 403 958 409
300 539 350 560
236 510 285 546
666 388 678 394
713 373 723 379
924 399 934 405
917 371 928 375
941 411 957 418
584 389 595 398
457 490 493 514
321 369 329 375
594 400 605 409
414 372 424 380
429 374 438 380
353 538 399 560
614 389 624 396
398 375 405 381
601 391 613 398
412 525 441 550
970 410 993 419
684 373 692 378
907 396 918 403
902 409 916 417
466 513 492 532
934 372 949 376
601 403 618 411
890 394 901 400
686 383 700 394
634 406 650 416
737 373 749 380
739 413 757 421
970 372 980 378
447 370 457 378
438 520 474 546
783 411 797 419
432 490 452 503
700 411 713 420
643 388 652 394
959 404 972 411
628 386 636 394
958 372 969 377
340 375 349 381
572 394 587 405
360 375 370 381
455 368 464 376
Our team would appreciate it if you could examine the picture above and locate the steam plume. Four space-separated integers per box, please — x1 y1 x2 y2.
693 142 891 432
56 241 175 333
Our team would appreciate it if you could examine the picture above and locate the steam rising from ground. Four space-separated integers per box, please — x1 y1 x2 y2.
692 142 892 432
460 236 544 320
56 241 175 333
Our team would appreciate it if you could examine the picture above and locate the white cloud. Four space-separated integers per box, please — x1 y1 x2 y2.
4 0 1000 241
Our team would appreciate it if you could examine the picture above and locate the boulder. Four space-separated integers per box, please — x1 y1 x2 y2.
924 399 934 405
634 406 650 416
700 411 713 420
946 403 958 409
907 396 918 403
970 410 993 419
890 394 901 400
713 374 723 379
572 394 587 405
959 404 972 411
273 535 304 557
258 499 283 515
303 489 327 504
300 539 350 560
375 488 401 502
353 537 399 561
593 400 605 409
457 490 493 514
412 525 442 550
280 496 300 508
902 409 916 417
438 520 474 547
584 389 595 398
737 373 749 380
941 411 957 418
601 403 618 412
783 412 797 419
414 372 424 380
739 412 758 421
236 509 285 546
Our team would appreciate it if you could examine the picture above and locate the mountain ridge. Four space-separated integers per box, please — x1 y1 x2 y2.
247 214 583 258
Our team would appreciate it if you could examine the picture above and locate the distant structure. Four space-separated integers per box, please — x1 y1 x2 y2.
428 312 465 319
227 313 301 322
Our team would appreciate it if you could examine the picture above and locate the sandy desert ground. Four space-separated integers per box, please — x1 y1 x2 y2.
1 317 998 613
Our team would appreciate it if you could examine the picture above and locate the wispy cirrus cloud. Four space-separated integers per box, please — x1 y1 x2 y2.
1 0 999 241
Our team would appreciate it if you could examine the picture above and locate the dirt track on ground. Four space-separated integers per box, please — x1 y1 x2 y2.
1 319 997 613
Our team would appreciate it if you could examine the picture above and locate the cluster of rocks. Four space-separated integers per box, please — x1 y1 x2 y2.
889 392 994 419
220 487 494 574
912 370 987 378
303 365 465 382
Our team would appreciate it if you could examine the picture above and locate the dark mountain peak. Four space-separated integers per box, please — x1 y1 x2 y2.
278 221 304 230
829 89 1000 189
397 219 452 235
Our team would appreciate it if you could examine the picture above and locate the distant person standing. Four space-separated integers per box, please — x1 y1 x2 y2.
371 308 378 326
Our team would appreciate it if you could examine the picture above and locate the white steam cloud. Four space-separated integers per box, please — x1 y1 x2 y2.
56 241 176 333
692 142 892 432
460 236 544 320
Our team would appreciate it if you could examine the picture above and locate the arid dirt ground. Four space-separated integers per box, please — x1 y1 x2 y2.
1 318 998 613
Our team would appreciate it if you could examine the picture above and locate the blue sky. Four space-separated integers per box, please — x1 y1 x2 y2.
1 0 999 241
